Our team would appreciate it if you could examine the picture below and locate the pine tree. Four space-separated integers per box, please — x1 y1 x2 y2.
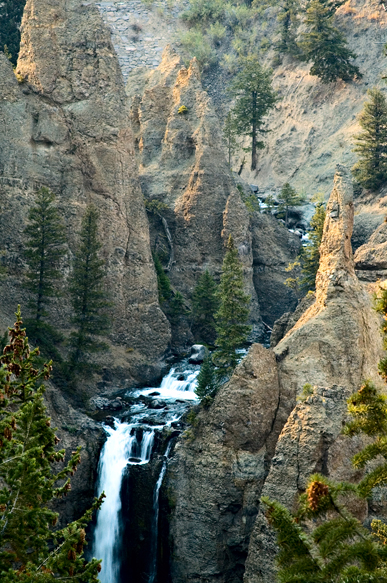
0 0 26 66
0 307 104 582
23 188 66 358
298 0 361 83
213 236 251 379
153 252 172 304
229 55 277 171
191 270 219 345
299 202 326 292
223 112 239 168
168 291 189 326
195 355 217 403
277 182 306 227
275 0 301 62
263 275 387 583
352 88 387 191
69 205 111 370
263 380 387 583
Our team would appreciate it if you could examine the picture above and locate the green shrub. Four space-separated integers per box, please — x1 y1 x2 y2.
208 21 227 45
179 28 217 68
182 0 226 25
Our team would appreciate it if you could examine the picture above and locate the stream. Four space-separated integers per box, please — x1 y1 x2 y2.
92 363 200 583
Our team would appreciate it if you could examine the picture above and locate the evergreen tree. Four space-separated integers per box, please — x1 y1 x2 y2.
69 205 111 369
263 380 387 583
223 112 239 168
0 0 26 66
298 0 361 83
352 88 387 191
229 55 277 171
168 291 189 326
0 307 104 581
153 252 172 304
195 355 217 403
23 188 66 358
298 202 326 293
213 236 251 379
275 0 301 61
191 270 219 345
277 182 306 227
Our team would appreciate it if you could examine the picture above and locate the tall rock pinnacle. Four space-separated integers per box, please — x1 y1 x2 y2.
0 0 170 386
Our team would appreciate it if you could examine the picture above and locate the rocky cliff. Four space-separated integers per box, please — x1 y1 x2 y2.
126 46 262 338
0 0 170 389
165 165 384 583
126 46 302 339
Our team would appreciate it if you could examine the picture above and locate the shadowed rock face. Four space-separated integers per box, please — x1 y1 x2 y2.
355 220 387 281
127 46 262 339
243 165 383 583
166 344 282 583
0 0 170 388
165 166 383 583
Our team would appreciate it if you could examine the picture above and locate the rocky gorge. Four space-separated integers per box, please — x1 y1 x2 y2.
2 0 387 582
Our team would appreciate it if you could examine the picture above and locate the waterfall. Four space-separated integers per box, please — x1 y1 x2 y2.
92 361 200 582
93 422 154 583
148 441 173 583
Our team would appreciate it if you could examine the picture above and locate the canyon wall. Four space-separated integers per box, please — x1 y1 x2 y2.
165 166 384 583
0 0 170 389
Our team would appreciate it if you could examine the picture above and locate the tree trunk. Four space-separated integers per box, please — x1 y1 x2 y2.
251 91 257 171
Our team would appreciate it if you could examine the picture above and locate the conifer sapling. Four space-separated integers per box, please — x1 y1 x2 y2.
229 55 277 171
213 236 251 380
0 307 104 582
69 205 111 370
23 187 67 359
191 270 219 345
353 88 387 191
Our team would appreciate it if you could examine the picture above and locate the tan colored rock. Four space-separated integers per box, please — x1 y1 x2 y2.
0 0 170 388
127 46 262 337
243 166 384 583
273 165 382 392
243 386 365 583
167 344 281 583
355 221 387 280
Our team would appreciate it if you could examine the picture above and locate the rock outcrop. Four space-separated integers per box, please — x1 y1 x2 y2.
166 166 383 583
251 213 301 327
243 165 383 583
273 165 382 392
0 0 170 389
166 344 282 583
127 46 262 338
355 219 387 281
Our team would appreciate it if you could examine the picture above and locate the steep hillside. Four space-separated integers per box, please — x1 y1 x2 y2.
0 0 170 391
165 166 384 583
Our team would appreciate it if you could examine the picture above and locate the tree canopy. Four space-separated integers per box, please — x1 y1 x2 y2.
213 236 251 379
298 0 361 83
0 307 103 582
353 88 387 191
229 55 277 171
69 205 111 370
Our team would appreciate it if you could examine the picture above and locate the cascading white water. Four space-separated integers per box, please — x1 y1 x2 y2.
148 441 173 583
135 367 200 401
92 363 200 583
93 422 154 583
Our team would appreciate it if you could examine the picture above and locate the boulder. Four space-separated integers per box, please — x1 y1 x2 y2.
188 344 208 364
